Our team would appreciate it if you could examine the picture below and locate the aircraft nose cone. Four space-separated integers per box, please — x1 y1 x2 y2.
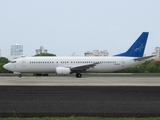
3 64 9 70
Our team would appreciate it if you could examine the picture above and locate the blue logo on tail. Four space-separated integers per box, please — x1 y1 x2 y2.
134 43 144 52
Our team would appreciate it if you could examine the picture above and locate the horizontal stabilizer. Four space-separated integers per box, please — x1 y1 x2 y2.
134 55 155 61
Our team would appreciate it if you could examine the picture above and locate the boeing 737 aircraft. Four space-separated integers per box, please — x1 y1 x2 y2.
3 32 154 78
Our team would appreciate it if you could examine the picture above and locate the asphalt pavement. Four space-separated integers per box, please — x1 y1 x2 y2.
0 86 160 117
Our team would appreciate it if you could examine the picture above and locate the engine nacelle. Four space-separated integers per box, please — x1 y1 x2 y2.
56 67 71 75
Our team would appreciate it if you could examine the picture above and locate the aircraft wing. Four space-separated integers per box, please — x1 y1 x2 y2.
134 55 155 61
70 63 98 72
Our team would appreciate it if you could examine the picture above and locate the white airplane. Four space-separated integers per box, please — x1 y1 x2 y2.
3 32 154 78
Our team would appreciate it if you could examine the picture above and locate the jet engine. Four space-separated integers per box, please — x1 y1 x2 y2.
56 67 71 75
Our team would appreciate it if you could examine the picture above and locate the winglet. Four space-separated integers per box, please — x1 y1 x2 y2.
114 32 149 57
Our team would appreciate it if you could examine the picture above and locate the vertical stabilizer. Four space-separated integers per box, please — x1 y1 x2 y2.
114 32 149 57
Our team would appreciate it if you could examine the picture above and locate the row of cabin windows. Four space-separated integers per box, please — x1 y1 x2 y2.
30 61 116 64
30 61 54 64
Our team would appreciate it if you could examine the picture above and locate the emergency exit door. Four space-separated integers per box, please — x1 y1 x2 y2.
121 58 125 67
22 58 26 67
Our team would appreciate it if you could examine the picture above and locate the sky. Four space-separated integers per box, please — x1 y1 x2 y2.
0 0 160 57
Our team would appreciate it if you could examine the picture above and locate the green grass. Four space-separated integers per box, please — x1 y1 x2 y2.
82 73 160 77
41 73 160 77
0 117 160 120
9 73 160 77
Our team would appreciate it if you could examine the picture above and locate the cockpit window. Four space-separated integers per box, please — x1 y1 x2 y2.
10 61 16 63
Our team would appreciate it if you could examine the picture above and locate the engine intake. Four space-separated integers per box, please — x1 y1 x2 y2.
56 67 71 75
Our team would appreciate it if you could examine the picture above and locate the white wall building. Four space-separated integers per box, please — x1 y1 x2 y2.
84 50 109 56
7 44 23 61
36 46 48 55
11 44 23 55
152 47 160 60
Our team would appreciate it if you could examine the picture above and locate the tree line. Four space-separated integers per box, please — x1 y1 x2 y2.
0 57 10 73
114 59 160 73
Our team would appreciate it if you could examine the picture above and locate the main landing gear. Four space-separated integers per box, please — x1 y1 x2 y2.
18 74 22 78
76 73 82 78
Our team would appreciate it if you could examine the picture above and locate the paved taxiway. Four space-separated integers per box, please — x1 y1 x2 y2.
0 76 160 117
0 76 160 86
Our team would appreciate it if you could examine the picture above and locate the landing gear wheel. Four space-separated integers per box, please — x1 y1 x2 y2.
18 74 22 78
76 73 82 78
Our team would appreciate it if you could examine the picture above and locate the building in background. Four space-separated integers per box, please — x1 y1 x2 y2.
152 47 160 60
11 44 23 55
84 50 109 56
35 46 48 55
8 44 24 61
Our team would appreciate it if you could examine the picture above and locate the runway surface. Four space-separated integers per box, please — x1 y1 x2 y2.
0 76 160 117
0 76 160 86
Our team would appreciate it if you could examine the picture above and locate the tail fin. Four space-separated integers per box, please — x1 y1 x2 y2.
114 32 149 57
